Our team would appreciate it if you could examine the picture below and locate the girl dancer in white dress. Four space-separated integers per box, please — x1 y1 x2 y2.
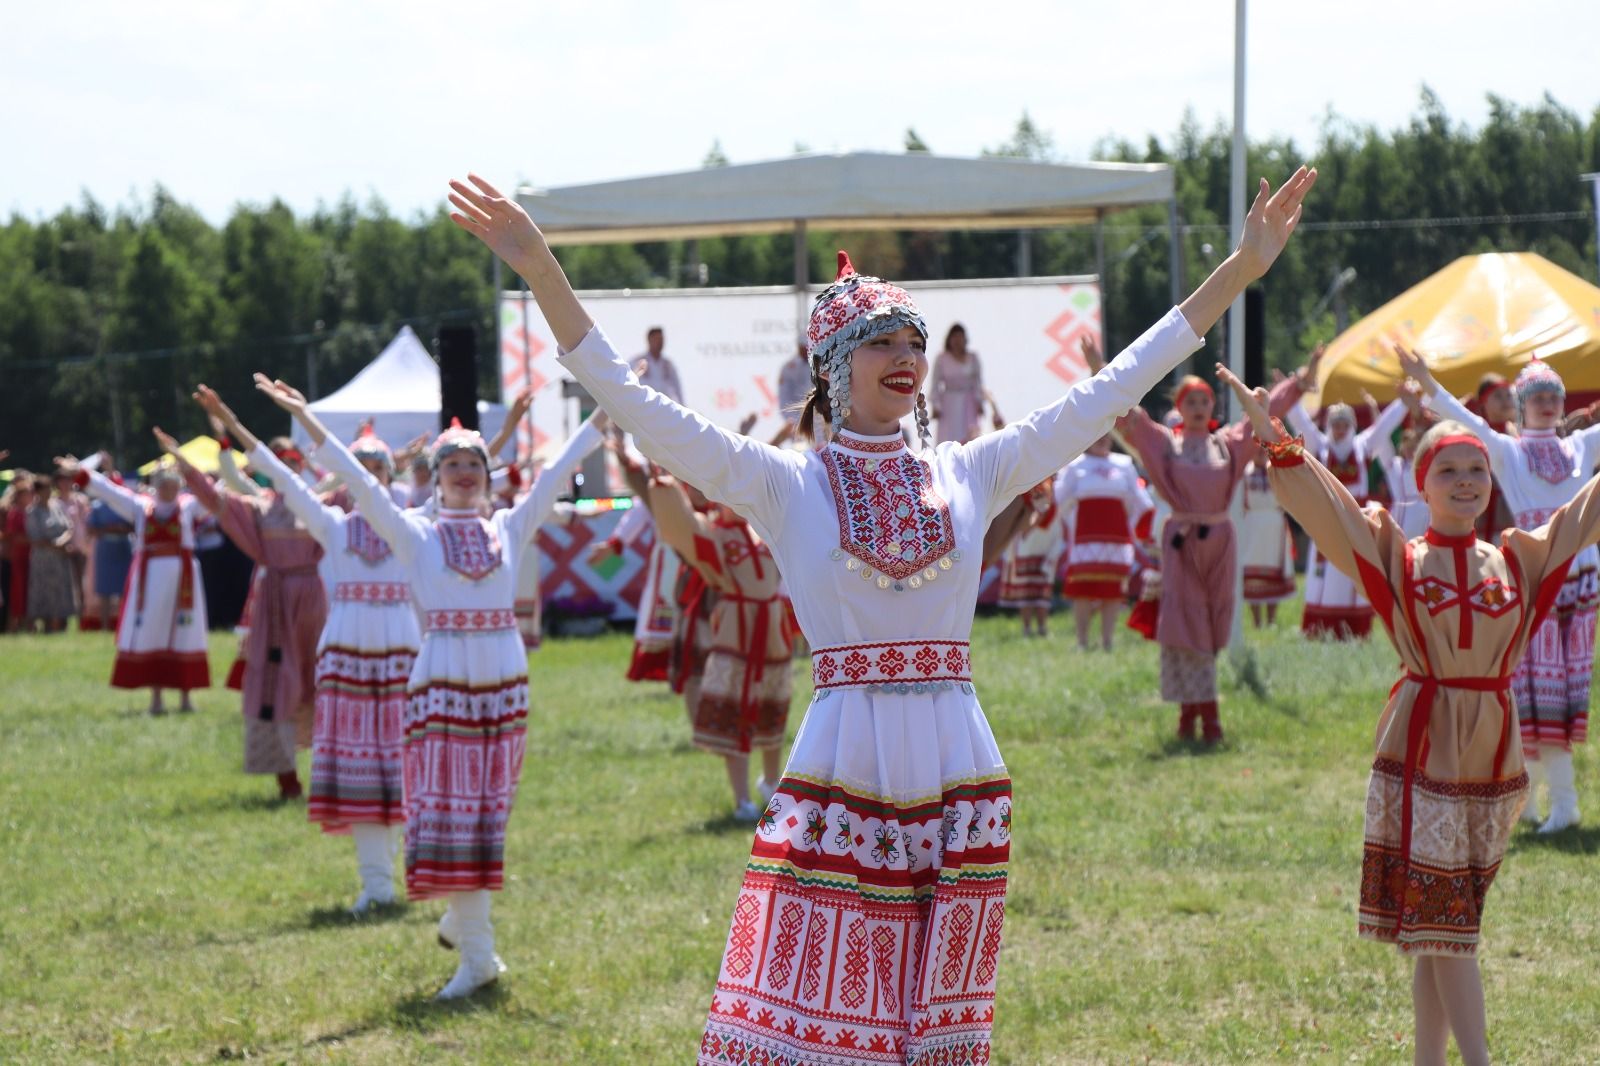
199 387 420 915
259 376 607 998
445 166 1313 1065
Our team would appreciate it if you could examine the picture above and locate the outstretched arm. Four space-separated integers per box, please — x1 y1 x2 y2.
961 166 1317 509
448 174 802 535
256 375 427 562
247 442 343 552
1357 397 1408 453
1399 345 1518 476
486 390 534 460
56 454 147 526
502 412 608 549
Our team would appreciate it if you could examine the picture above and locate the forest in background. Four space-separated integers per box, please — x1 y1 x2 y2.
3 88 1597 471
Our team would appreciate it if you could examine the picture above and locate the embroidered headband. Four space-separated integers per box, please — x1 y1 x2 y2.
1173 379 1214 408
806 251 928 436
1414 433 1489 490
429 418 490 472
1477 375 1510 404
1514 361 1564 410
272 443 305 465
1324 402 1356 428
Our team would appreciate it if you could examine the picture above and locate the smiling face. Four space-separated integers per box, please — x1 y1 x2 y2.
154 477 181 504
1420 441 1492 530
435 450 488 510
1327 416 1355 444
837 325 928 435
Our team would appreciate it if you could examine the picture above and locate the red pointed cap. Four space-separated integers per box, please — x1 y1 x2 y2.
358 423 377 438
835 251 856 281
449 417 463 429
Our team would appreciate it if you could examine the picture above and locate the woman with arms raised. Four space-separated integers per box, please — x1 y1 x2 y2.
257 374 606 999
447 166 1312 1065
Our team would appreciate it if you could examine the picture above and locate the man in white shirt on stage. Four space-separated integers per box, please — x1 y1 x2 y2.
632 327 683 404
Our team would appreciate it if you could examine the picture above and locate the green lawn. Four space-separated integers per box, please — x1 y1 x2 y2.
2 608 1597 1064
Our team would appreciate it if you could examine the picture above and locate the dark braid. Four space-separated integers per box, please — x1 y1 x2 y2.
796 370 831 445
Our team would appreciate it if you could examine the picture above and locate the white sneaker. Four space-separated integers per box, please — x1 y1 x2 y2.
733 799 764 822
435 955 506 1000
1539 801 1580 834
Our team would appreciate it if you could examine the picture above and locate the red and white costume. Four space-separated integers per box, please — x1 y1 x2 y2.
997 480 1061 609
1238 460 1296 603
559 288 1202 1066
1425 387 1600 758
316 418 602 901
618 503 681 682
81 471 210 691
250 444 418 836
1055 451 1152 601
1287 398 1407 637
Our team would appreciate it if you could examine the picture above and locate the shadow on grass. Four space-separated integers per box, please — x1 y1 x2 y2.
1149 736 1229 760
392 981 514 1028
1508 823 1600 855
165 791 299 816
693 812 760 836
298 901 410 931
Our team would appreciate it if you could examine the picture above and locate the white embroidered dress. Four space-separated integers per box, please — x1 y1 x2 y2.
558 311 1202 1066
251 443 420 832
1287 399 1407 636
1425 389 1600 750
1054 452 1153 600
314 418 602 900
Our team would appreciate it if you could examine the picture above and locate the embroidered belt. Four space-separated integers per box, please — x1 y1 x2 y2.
1168 510 1230 547
1392 671 1514 936
425 608 516 633
333 581 411 604
811 639 971 691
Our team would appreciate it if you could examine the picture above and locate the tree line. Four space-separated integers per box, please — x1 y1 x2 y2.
2 88 1596 471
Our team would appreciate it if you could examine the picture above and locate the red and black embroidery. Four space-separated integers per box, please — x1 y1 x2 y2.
345 513 392 564
437 518 501 581
822 448 955 580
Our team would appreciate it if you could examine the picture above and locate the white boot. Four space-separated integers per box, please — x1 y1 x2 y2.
1522 755 1545 824
1539 747 1581 834
436 890 505 1000
350 823 397 915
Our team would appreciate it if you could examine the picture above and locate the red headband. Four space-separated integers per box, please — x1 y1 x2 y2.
1477 379 1510 404
273 446 306 465
1174 379 1214 408
1414 433 1488 491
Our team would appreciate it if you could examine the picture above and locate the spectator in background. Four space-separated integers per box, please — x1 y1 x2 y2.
3 472 33 632
87 467 136 632
632 326 683 404
777 340 811 431
930 322 987 443
55 468 92 622
26 475 77 633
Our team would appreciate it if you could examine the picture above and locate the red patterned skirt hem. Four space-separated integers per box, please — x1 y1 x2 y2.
1301 606 1373 639
1063 575 1125 601
110 650 210 691
627 643 672 682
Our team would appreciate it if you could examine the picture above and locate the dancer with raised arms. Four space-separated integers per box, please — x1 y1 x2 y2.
195 386 420 916
256 375 607 999
1222 360 1600 1066
446 165 1313 1065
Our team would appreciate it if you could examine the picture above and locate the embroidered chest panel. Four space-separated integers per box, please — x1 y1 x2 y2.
144 503 183 545
345 514 392 565
1412 575 1520 618
437 517 502 581
1325 453 1362 487
822 448 956 582
1520 436 1577 486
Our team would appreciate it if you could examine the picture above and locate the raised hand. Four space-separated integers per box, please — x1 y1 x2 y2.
1297 343 1326 390
1235 166 1317 282
447 175 549 277
0 449 10 465
1080 334 1105 373
52 454 81 476
1216 364 1283 444
738 412 759 436
194 385 243 437
1393 345 1437 393
254 374 309 416
152 426 183 457
508 390 533 421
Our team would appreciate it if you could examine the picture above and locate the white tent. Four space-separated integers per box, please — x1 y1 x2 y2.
292 326 511 459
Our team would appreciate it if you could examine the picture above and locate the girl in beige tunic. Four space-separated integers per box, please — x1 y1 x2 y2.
1223 363 1600 1066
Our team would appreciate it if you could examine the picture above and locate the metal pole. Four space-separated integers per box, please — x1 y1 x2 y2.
493 253 504 399
1226 0 1248 422
793 220 809 332
1167 196 1185 383
520 285 535 458
1583 173 1600 282
1094 210 1108 343
1016 230 1032 277
305 341 318 402
1227 0 1249 655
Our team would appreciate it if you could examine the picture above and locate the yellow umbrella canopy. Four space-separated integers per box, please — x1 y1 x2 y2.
1312 253 1600 409
136 436 249 476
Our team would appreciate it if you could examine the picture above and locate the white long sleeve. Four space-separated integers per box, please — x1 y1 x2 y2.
956 307 1202 516
1356 398 1408 454
249 442 344 552
83 470 149 526
1287 402 1328 455
502 416 605 549
1422 386 1520 477
315 437 431 565
559 327 806 536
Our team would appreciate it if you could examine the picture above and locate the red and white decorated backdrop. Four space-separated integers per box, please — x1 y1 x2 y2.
500 276 1103 462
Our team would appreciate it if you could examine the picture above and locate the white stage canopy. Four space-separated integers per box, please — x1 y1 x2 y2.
518 151 1175 244
292 325 510 459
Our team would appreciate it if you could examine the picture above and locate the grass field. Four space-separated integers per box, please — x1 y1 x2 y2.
2 609 1598 1064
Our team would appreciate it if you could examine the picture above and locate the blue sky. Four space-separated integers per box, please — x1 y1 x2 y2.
9 0 1598 224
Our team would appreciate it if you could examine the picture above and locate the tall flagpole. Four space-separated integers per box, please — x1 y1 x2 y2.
1227 0 1252 657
